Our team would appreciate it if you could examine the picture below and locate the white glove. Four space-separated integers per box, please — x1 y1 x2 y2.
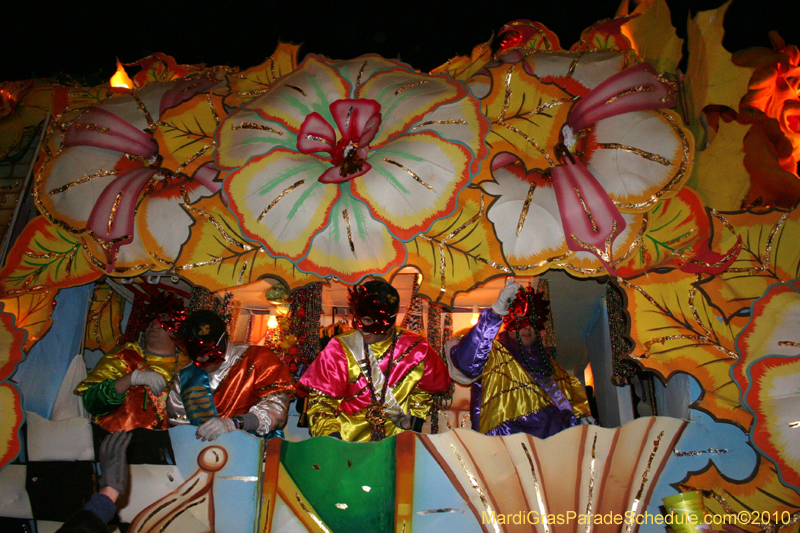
130 369 167 396
491 277 521 316
196 417 236 442
396 413 412 430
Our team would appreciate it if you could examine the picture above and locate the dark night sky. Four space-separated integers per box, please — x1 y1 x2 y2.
2 0 798 82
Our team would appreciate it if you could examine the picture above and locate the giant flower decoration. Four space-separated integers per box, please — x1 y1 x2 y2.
216 54 490 282
735 278 800 493
34 72 225 273
470 52 692 274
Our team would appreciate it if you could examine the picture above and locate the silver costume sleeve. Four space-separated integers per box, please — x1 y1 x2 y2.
248 393 291 435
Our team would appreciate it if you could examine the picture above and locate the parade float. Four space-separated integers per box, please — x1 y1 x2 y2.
0 0 798 531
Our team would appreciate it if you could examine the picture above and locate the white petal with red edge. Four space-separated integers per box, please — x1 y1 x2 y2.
215 108 294 170
356 131 471 239
483 167 566 262
359 70 464 147
223 150 340 260
247 56 349 133
522 52 627 90
295 194 406 283
40 146 127 227
586 110 686 207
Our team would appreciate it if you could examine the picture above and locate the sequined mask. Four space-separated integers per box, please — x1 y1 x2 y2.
348 285 397 335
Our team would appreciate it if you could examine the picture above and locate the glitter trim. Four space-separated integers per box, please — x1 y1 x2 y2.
183 203 249 248
623 430 664 533
285 85 308 97
107 190 126 234
342 209 356 254
613 110 690 210
354 61 368 90
596 143 671 166
175 143 215 175
411 119 467 130
585 433 597 533
673 448 728 457
521 442 551 533
256 179 305 222
497 65 515 124
232 123 284 135
395 80 429 95
569 220 619 263
517 183 536 236
575 187 599 232
605 85 656 105
130 93 155 131
450 443 500 533
383 157 433 190
49 169 119 195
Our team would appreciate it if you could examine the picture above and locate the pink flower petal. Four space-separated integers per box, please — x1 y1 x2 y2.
568 63 676 132
64 107 157 158
192 162 221 194
159 76 220 115
297 112 336 154
86 167 158 271
551 155 626 273
330 99 381 143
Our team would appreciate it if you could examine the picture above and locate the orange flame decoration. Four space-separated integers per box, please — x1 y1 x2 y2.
110 59 133 89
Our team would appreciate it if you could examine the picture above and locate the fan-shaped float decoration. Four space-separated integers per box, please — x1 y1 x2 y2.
418 416 685 533
217 54 490 283
129 445 227 533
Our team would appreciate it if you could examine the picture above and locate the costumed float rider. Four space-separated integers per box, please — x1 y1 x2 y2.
447 278 592 438
170 310 295 442
298 279 451 442
75 295 191 432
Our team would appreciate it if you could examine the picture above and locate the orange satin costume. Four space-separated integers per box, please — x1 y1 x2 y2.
211 345 295 418
75 343 190 432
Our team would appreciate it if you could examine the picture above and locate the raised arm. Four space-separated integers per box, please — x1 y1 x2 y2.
448 278 520 381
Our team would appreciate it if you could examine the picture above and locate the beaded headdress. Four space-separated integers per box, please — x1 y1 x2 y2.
348 280 400 335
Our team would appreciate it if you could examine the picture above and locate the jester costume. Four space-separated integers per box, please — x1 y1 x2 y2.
449 308 591 438
298 328 450 441
75 343 191 432
170 343 294 435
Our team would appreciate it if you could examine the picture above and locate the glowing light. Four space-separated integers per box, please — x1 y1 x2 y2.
584 362 595 389
267 311 278 329
362 486 371 492
470 304 479 326
110 59 133 89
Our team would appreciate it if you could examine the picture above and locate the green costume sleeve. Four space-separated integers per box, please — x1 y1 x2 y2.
82 379 126 417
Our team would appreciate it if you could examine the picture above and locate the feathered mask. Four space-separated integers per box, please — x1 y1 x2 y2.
348 281 399 335
503 286 549 332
